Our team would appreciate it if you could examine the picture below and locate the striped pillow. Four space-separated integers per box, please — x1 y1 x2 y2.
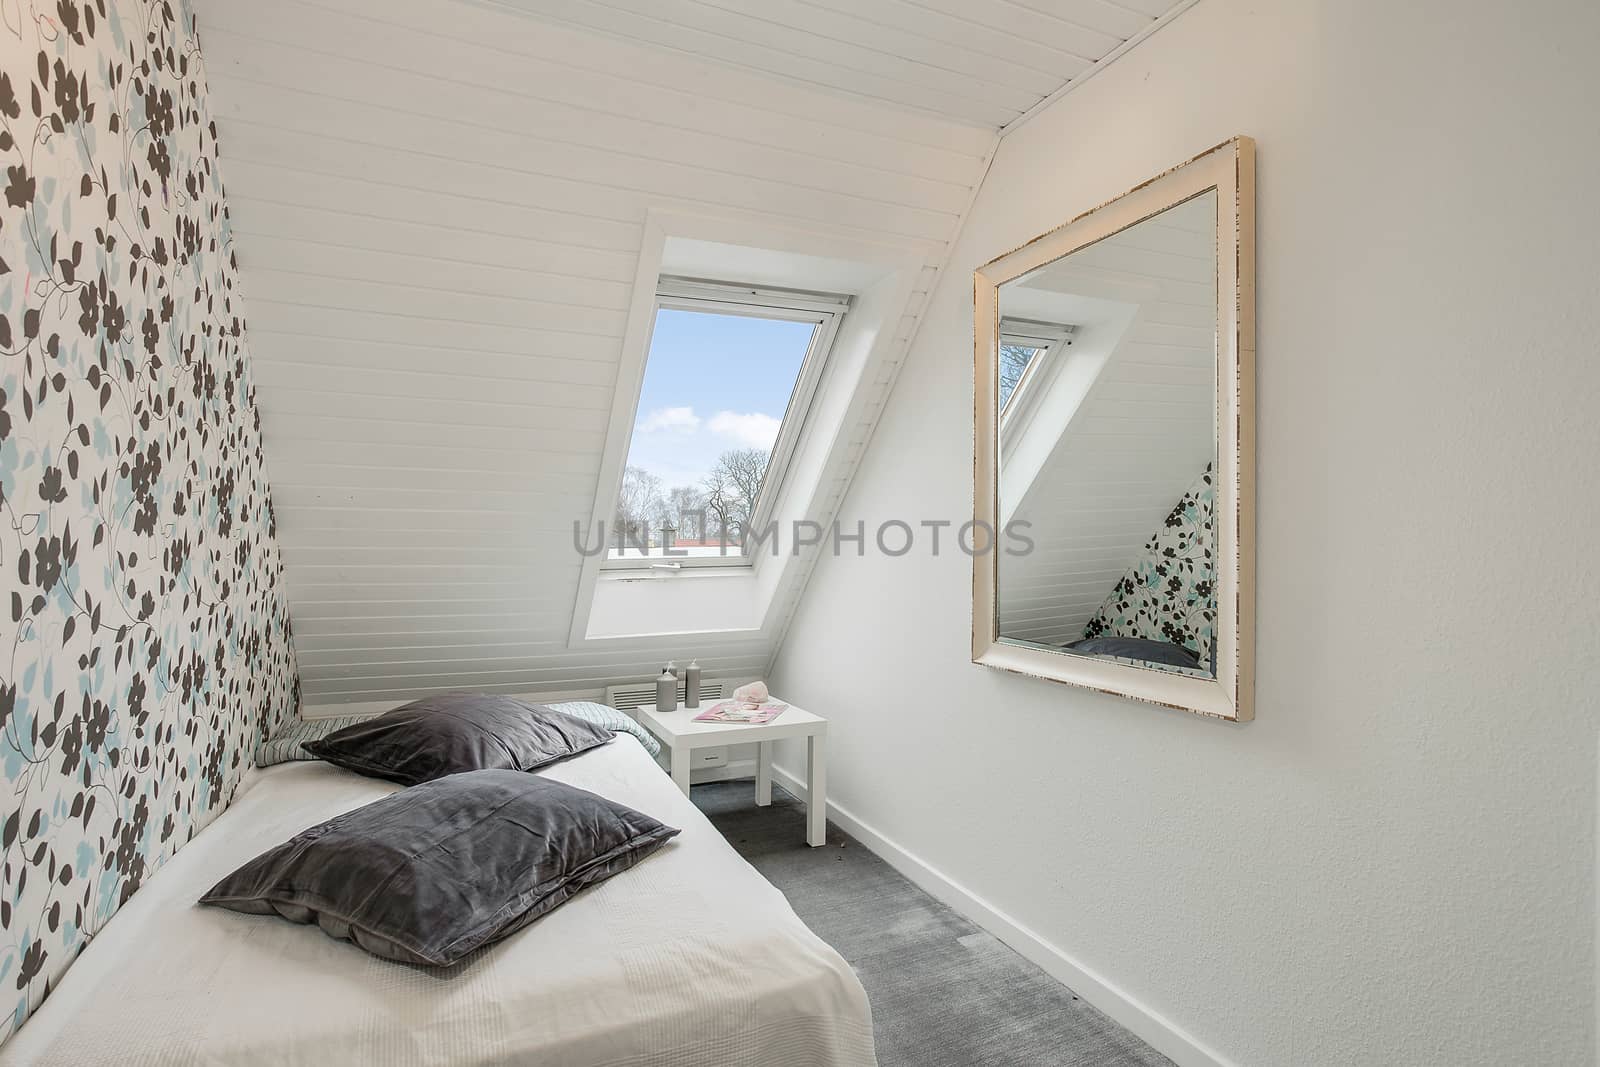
545 701 660 758
255 715 368 768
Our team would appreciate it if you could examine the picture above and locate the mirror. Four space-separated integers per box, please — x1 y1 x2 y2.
973 139 1255 721
997 190 1218 675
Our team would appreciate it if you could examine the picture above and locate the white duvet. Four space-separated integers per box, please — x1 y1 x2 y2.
0 736 876 1066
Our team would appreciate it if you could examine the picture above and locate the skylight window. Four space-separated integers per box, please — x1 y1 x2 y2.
998 342 1045 413
998 317 1075 420
607 279 848 567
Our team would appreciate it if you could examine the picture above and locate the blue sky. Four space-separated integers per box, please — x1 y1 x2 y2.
625 308 814 491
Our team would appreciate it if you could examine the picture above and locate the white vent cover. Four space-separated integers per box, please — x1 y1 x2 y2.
604 679 727 712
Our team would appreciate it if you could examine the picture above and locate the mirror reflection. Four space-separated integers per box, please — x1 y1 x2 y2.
995 191 1219 676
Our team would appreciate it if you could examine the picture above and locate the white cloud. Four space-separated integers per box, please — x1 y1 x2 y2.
708 410 782 450
637 406 701 434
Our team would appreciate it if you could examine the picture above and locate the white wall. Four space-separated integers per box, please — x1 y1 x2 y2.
193 0 993 707
770 0 1600 1063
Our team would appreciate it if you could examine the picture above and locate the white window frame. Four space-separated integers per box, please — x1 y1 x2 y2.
602 276 849 571
998 316 1076 426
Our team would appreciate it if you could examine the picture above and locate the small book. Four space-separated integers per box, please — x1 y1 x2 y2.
692 700 787 725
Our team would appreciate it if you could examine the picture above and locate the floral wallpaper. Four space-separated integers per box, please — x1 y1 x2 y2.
0 0 296 1041
1083 465 1215 668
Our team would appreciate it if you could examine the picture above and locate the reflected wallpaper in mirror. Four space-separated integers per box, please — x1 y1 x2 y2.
995 191 1218 676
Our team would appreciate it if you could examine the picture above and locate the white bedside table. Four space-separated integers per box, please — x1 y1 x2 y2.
633 699 828 847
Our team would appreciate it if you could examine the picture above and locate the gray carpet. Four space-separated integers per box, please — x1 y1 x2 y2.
694 781 1173 1067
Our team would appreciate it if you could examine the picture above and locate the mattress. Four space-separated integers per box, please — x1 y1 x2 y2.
0 735 876 1067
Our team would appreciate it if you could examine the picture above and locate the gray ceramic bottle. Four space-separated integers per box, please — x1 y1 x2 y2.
654 667 677 713
684 660 702 708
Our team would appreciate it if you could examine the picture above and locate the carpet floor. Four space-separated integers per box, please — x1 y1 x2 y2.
694 780 1174 1067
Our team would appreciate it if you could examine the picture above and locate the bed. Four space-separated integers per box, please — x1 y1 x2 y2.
0 734 877 1066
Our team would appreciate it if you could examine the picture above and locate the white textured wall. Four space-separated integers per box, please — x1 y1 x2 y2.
770 0 1600 1063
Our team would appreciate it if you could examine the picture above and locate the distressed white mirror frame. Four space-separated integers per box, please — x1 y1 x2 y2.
972 137 1256 722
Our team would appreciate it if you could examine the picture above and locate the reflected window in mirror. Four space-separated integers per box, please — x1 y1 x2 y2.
998 318 1074 419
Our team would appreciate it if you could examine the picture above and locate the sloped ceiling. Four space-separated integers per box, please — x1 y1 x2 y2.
196 0 994 707
481 0 1193 129
196 0 1194 708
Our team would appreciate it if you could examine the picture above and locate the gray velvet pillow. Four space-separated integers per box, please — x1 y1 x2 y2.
199 769 679 966
303 692 614 786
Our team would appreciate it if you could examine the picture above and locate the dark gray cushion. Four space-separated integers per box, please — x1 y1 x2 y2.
303 692 614 786
199 769 679 966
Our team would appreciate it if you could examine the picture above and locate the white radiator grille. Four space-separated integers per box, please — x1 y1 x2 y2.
604 679 726 711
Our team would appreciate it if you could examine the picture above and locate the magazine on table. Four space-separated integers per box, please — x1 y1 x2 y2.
692 700 787 724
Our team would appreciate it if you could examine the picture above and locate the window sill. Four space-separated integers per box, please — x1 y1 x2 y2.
584 566 763 639
600 563 754 582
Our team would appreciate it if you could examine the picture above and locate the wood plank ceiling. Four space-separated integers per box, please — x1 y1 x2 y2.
195 0 1187 708
484 0 1187 129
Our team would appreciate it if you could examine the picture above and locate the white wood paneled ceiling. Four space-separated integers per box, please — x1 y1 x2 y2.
480 0 1192 129
197 0 994 707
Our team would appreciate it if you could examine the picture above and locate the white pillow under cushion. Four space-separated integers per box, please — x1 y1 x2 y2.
255 715 368 768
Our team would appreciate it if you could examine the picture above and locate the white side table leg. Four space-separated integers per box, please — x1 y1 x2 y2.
806 733 826 847
756 741 773 807
670 744 692 797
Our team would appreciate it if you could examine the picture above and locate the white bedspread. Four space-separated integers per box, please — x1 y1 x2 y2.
0 736 876 1066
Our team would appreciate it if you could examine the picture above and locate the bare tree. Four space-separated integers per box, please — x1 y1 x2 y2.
616 465 667 546
668 484 707 538
998 344 1038 410
703 465 738 541
722 448 768 515
702 448 770 542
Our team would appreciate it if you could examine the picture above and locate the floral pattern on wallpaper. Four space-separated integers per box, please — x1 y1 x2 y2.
1083 465 1215 667
0 0 296 1041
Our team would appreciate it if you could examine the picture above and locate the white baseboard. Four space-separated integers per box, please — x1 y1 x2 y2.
768 765 1236 1067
